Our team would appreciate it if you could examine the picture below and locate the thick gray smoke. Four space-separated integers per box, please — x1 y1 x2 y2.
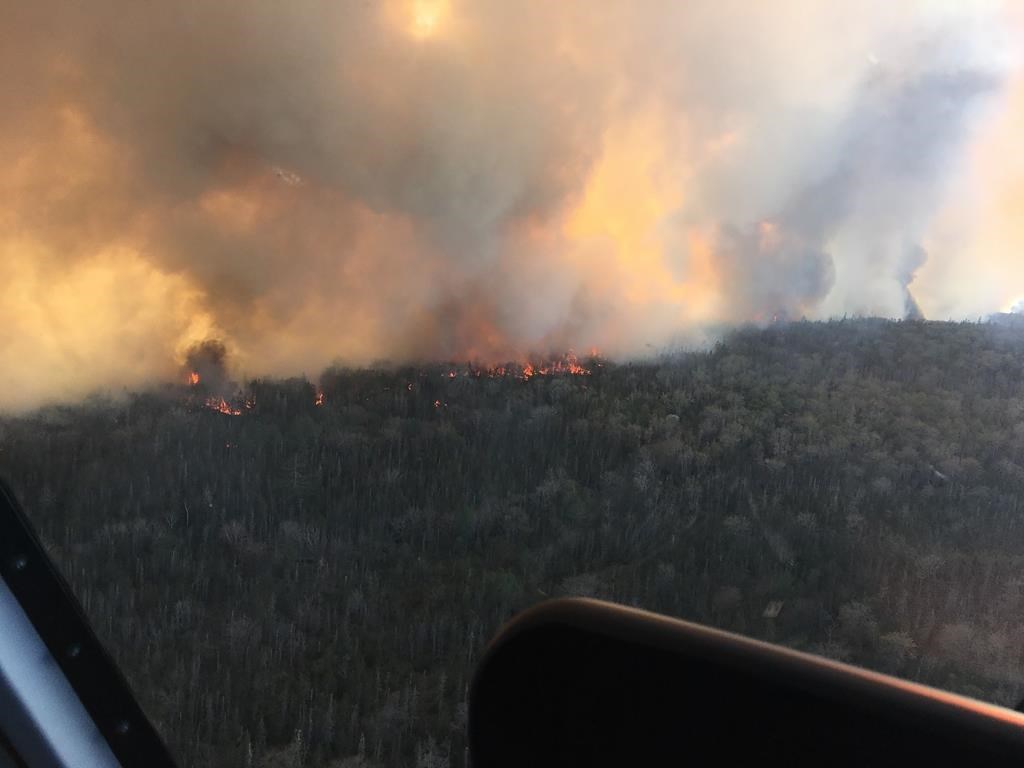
0 0 1017 408
184 340 231 395
722 65 998 320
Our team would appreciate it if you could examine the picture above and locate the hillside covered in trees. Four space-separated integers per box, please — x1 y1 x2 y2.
4 318 1024 766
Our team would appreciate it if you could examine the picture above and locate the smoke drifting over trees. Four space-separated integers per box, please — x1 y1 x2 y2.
1 1 1022 408
184 340 231 392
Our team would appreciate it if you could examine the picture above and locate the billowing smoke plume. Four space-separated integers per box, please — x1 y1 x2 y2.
1 0 1021 409
184 340 231 395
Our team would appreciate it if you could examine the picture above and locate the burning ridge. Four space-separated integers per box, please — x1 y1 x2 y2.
182 347 602 416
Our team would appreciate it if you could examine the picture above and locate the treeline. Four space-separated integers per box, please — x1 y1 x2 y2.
3 318 1024 766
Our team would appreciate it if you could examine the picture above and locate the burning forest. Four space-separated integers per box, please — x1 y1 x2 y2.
438 350 597 380
8 318 1024 767
182 340 603 417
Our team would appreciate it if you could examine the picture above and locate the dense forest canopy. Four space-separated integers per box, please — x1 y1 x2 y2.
3 318 1024 767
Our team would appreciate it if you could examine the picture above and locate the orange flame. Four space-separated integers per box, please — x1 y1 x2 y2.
314 390 325 406
517 351 591 378
205 396 241 416
188 371 200 386
439 351 597 381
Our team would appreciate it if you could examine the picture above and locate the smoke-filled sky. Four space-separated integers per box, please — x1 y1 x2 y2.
1 0 1022 408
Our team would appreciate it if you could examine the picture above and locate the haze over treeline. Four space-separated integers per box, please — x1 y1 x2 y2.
2 1 1024 410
